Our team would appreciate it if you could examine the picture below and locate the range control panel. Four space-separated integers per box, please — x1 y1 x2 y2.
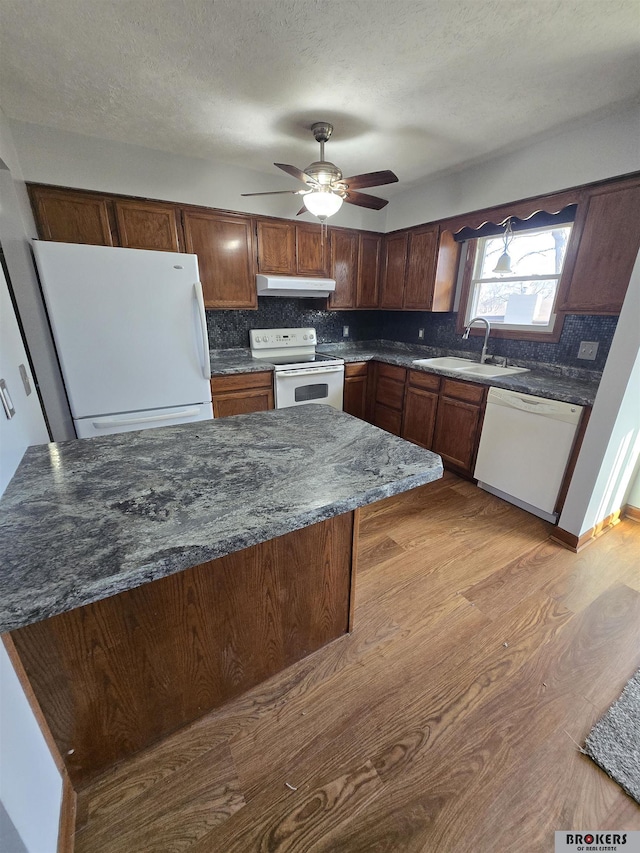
249 328 317 350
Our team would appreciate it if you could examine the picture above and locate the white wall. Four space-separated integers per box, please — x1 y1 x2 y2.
0 108 75 440
9 119 387 232
625 461 640 511
559 252 640 537
386 103 640 230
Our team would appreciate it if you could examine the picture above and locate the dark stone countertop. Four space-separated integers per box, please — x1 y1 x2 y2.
0 405 443 633
209 341 600 407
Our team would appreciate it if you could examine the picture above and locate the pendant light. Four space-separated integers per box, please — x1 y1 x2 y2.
493 217 514 274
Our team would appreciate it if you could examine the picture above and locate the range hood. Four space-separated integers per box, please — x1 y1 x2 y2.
256 274 336 298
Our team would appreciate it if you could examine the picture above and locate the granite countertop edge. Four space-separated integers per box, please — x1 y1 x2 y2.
209 343 600 407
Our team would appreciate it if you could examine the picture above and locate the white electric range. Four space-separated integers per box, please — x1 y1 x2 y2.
249 328 344 410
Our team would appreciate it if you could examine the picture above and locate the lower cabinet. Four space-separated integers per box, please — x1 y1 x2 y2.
372 363 407 436
430 379 487 476
211 371 274 418
401 371 440 448
343 362 369 420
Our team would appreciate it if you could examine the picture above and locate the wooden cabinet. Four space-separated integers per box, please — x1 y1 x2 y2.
256 220 295 274
210 371 274 418
329 229 383 309
380 225 459 311
558 178 640 314
256 219 328 276
380 232 408 308
114 199 182 252
431 378 486 476
357 232 382 308
401 370 441 448
372 362 407 435
183 210 256 309
343 361 369 420
328 229 359 309
29 185 114 246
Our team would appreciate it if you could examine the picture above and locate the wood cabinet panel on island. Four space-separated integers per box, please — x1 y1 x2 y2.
211 371 274 418
183 210 257 309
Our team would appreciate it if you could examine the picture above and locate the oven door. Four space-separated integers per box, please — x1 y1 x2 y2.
275 365 344 410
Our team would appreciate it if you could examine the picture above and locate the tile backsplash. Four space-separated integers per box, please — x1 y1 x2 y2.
206 302 617 372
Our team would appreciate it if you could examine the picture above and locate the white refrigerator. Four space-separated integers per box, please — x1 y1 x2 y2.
32 241 213 438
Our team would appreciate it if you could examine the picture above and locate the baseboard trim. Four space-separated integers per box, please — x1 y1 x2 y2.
551 509 622 553
624 504 640 523
57 774 76 853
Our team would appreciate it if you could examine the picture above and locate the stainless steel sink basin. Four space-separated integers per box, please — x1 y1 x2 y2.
412 357 475 370
459 364 530 377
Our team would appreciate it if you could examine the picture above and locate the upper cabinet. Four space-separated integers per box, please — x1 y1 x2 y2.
114 199 182 252
182 210 256 310
558 177 640 314
29 186 114 246
256 219 328 276
380 225 459 311
328 229 382 310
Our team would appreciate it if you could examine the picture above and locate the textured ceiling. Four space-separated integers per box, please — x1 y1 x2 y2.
1 0 639 195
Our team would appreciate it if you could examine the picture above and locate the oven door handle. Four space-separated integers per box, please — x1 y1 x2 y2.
277 366 344 378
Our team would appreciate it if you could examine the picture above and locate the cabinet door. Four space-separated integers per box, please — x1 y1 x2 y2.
402 386 439 449
357 233 382 308
403 226 438 309
183 211 256 309
256 220 295 274
212 387 274 418
432 396 482 474
29 186 114 246
296 223 329 276
380 232 408 308
343 375 368 420
329 229 359 309
558 182 640 314
115 200 182 252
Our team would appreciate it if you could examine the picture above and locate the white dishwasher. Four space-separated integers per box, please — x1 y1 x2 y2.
474 387 583 522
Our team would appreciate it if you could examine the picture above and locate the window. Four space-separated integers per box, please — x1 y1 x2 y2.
463 221 573 335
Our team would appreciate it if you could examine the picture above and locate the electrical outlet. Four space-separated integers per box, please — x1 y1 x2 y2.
418 328 425 340
342 325 349 337
578 341 599 360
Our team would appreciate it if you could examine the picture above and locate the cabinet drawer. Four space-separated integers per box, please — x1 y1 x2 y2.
375 376 405 411
374 403 403 436
344 361 369 378
440 378 486 404
376 363 406 383
211 371 273 394
408 370 440 392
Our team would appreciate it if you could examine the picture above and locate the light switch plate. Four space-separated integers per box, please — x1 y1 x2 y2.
342 325 349 337
418 328 425 339
578 341 599 360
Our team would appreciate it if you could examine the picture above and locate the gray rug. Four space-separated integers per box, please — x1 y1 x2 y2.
584 668 640 804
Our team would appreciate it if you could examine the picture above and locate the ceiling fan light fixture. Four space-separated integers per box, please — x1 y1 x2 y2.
303 189 343 220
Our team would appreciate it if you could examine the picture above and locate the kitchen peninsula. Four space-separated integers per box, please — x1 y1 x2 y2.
0 404 442 785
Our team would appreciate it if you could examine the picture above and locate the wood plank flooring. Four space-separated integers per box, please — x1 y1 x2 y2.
73 473 640 852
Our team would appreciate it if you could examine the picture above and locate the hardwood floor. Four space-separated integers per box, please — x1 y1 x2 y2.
73 473 640 852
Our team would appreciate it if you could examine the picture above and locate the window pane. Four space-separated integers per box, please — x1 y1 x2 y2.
479 226 571 278
474 279 558 324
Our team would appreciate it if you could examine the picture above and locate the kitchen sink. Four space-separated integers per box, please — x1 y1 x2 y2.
412 357 475 370
458 364 530 377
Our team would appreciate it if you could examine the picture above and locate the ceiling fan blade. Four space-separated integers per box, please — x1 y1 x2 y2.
275 163 316 185
344 189 389 210
295 206 307 216
341 170 399 190
240 189 306 197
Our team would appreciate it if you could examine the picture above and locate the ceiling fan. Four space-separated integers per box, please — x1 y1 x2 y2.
241 122 398 220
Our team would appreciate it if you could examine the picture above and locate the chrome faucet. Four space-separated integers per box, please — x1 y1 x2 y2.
463 317 491 363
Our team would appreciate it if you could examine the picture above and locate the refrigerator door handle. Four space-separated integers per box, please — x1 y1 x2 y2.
193 281 211 380
91 408 202 429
